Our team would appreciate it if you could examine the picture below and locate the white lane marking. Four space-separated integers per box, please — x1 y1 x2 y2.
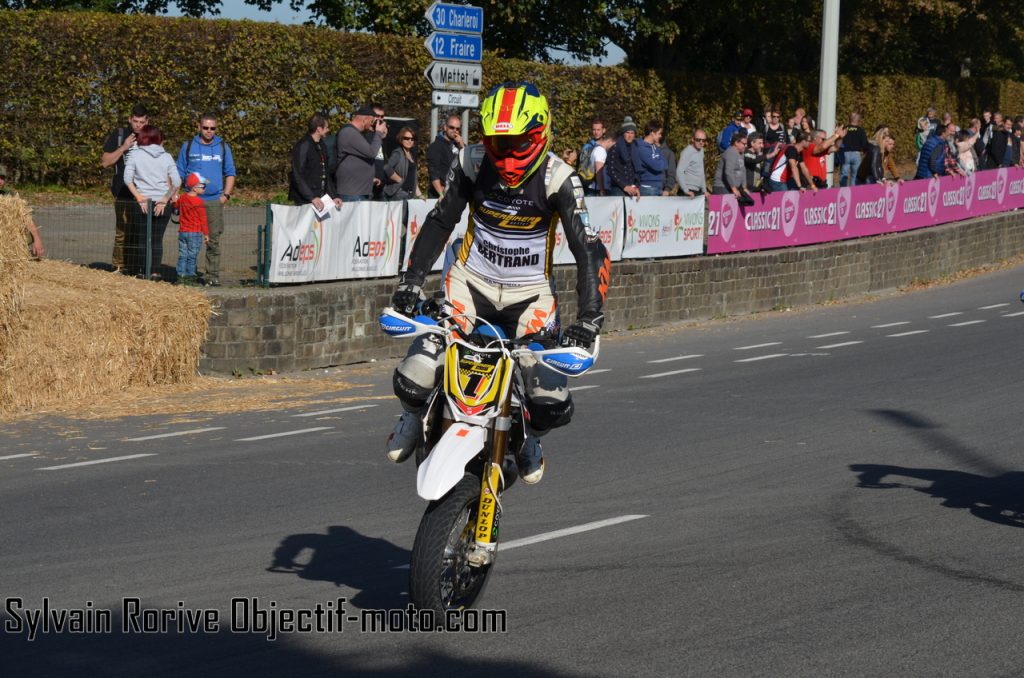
647 354 703 363
815 341 863 349
735 353 787 363
807 331 849 339
1002 311 1024 317
394 514 651 568
570 385 601 392
0 453 39 461
639 368 702 379
292 404 379 418
37 454 157 471
887 330 930 337
949 320 986 327
502 515 650 551
125 427 225 442
929 312 962 319
871 321 910 328
236 427 333 442
979 303 1010 310
734 342 782 351
585 369 611 375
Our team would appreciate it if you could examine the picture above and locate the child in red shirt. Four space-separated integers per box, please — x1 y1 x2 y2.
176 172 210 286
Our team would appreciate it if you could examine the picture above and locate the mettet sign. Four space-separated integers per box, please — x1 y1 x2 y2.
424 61 482 91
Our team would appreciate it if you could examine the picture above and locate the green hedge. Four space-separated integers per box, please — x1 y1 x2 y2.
2 10 1024 189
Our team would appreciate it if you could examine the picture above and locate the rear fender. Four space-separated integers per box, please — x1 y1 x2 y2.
416 423 487 501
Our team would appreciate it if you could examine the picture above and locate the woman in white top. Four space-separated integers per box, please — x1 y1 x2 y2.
123 125 181 279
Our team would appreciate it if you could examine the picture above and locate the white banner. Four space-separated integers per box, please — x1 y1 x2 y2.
552 196 625 265
269 201 402 283
620 195 705 259
402 199 470 272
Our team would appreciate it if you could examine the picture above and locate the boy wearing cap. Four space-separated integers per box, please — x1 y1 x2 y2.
176 172 210 286
605 116 641 197
718 110 747 152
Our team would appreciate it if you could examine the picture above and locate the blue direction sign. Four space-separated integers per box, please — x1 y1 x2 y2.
425 2 484 35
424 32 483 63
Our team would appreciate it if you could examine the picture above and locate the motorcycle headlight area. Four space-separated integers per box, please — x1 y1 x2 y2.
443 341 513 418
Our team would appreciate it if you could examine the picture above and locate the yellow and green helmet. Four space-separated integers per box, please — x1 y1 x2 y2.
479 81 552 188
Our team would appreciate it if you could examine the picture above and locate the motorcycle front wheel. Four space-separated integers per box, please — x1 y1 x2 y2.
409 473 494 613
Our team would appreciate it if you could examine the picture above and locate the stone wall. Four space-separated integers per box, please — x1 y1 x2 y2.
200 211 1024 374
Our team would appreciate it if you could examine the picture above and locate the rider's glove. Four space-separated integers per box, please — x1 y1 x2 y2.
561 319 601 349
391 283 423 316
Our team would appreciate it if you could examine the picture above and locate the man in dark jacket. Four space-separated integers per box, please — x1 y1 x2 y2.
915 125 951 179
986 117 1015 169
100 103 149 272
426 114 465 198
289 114 342 212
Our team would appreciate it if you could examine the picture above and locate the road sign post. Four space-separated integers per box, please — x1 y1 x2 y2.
425 2 484 135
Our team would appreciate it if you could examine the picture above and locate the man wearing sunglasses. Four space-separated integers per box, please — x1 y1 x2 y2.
676 129 708 197
386 82 611 485
176 112 237 287
427 114 465 198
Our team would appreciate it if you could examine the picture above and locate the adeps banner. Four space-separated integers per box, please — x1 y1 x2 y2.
269 202 402 283
402 199 470 272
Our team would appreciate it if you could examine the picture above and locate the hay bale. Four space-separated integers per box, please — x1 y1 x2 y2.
0 195 32 355
0 260 212 415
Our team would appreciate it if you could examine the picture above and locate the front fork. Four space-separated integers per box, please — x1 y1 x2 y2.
467 392 513 567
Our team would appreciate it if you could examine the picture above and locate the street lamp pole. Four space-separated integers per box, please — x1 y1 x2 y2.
818 0 840 186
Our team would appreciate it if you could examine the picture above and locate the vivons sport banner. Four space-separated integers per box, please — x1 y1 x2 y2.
269 202 402 283
620 196 705 259
552 196 625 265
402 199 470 272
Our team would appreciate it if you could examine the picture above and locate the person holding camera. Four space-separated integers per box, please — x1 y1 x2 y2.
335 104 387 202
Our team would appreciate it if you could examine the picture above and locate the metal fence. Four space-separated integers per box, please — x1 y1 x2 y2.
32 200 268 286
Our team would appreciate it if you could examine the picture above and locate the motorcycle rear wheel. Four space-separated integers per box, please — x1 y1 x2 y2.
409 473 494 613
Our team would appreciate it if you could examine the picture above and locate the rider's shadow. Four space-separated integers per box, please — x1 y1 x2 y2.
266 526 410 609
850 464 1024 528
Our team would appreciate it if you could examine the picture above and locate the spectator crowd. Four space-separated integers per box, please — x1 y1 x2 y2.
574 104 1024 203
77 99 1024 286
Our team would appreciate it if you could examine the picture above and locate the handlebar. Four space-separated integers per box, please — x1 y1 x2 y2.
378 306 599 377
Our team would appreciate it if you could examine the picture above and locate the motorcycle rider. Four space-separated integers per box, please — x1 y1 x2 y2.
386 81 611 484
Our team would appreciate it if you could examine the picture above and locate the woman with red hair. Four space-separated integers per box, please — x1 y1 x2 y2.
123 124 180 278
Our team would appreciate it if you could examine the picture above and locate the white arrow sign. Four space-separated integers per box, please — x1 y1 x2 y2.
424 61 482 91
433 90 480 108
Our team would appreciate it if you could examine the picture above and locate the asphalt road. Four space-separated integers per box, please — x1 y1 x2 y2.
2 265 1024 677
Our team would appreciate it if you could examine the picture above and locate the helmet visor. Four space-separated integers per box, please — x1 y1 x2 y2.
484 127 545 158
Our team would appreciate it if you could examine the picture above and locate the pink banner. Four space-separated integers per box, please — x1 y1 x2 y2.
707 167 1024 254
